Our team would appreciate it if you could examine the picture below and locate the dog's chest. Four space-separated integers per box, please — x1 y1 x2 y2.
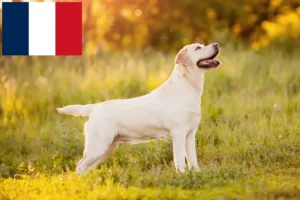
188 111 201 130
163 100 202 130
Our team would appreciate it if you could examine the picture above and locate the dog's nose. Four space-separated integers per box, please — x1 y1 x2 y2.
213 43 219 48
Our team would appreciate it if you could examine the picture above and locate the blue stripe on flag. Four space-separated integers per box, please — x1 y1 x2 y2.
2 2 29 55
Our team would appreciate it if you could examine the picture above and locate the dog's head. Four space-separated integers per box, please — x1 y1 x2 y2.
175 43 221 71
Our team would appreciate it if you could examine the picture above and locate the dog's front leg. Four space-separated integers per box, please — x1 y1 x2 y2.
185 128 200 172
171 130 187 172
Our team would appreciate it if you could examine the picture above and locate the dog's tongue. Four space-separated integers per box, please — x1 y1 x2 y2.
198 59 221 65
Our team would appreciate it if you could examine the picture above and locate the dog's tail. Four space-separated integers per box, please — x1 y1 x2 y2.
56 104 96 117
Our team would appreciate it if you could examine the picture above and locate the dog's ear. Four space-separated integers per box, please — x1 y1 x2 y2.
175 48 193 67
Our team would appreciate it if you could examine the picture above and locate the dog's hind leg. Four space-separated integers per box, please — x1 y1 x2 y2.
76 122 116 175
87 141 119 170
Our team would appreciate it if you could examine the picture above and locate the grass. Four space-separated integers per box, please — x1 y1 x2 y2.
0 45 300 199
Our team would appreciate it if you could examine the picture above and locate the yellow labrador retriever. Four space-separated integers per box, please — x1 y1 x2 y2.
57 43 221 174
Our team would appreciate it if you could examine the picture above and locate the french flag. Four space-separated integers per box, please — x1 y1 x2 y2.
2 2 82 56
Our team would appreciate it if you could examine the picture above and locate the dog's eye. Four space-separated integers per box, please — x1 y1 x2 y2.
195 46 201 51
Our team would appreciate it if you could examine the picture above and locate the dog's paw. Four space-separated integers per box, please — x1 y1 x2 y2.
76 164 87 175
189 166 200 172
193 167 200 172
176 168 185 173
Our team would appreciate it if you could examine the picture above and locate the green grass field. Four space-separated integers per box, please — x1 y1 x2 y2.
0 46 300 199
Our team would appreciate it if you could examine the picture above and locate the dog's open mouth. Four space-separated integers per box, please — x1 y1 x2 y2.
197 51 221 69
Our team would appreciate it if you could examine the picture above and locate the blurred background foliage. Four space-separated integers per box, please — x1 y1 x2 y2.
0 0 300 54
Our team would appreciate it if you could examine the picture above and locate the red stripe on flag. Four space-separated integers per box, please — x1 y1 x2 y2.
55 2 82 56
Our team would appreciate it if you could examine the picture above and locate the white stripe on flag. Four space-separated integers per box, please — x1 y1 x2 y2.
29 2 55 55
